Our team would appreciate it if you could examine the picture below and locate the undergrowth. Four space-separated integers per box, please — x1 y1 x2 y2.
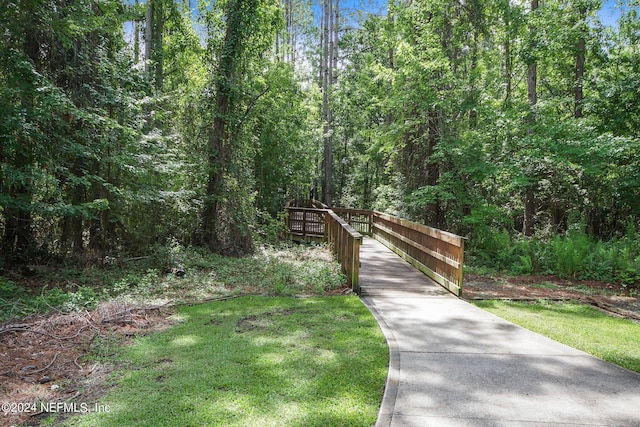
467 224 640 288
0 243 346 322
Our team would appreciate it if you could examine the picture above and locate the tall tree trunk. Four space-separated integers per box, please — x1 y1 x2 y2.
469 26 479 128
332 0 339 85
134 0 140 63
89 159 106 254
527 0 538 118
154 0 164 92
527 61 537 114
203 65 232 250
426 110 443 228
286 0 292 63
385 1 395 128
69 161 86 254
321 0 332 206
321 0 339 206
575 6 586 119
319 0 324 87
201 0 256 254
503 2 512 108
145 0 153 77
523 0 538 237
363 160 371 208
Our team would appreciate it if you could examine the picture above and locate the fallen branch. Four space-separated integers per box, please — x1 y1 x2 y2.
32 352 61 374
0 324 33 335
73 356 83 370
31 325 91 341
586 297 640 322
122 256 152 262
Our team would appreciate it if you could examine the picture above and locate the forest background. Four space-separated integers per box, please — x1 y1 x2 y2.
1 0 639 289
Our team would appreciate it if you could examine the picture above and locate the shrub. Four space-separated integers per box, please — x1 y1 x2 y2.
0 278 100 321
467 227 640 288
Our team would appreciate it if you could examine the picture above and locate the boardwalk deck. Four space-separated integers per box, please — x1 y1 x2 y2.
285 206 464 295
359 237 449 298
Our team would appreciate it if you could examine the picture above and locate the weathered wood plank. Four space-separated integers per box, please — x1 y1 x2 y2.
372 222 461 269
325 210 363 293
374 212 464 247
373 234 462 296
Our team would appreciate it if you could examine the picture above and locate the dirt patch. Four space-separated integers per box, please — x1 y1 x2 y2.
324 285 354 296
235 314 273 333
235 307 313 333
463 274 640 321
0 301 175 426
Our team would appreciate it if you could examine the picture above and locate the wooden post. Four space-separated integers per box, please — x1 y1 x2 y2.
352 236 361 293
457 238 465 296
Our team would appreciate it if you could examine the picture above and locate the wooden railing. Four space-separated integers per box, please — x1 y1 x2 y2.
286 207 362 292
371 212 465 296
325 211 363 293
286 207 326 242
285 206 465 296
332 208 373 235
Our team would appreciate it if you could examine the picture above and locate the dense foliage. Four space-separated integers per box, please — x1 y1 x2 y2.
0 0 319 265
331 0 640 282
1 0 639 285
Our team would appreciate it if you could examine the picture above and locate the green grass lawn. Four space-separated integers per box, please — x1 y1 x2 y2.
62 296 388 427
473 300 640 373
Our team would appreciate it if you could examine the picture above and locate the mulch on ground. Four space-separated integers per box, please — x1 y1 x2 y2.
0 302 175 426
463 274 640 321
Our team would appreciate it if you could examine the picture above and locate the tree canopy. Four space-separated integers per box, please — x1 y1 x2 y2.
1 0 639 280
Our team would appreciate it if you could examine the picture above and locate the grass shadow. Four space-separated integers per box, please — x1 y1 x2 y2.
63 296 387 427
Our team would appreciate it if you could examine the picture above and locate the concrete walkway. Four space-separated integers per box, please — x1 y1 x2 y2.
359 237 640 427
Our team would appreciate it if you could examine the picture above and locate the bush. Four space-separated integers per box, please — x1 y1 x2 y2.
0 277 100 321
467 227 640 288
552 231 592 278
254 209 288 244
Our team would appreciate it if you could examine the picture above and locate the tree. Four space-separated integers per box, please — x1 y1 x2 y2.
319 0 335 206
0 0 188 262
200 0 281 254
522 0 539 237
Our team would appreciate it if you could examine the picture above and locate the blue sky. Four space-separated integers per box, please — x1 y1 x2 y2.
129 0 625 27
124 0 627 46
600 0 622 27
324 0 625 28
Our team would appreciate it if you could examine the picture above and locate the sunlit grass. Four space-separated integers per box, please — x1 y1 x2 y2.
64 296 388 427
473 300 640 373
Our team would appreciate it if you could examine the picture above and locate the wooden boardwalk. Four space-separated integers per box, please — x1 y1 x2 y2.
359 237 451 298
286 205 465 295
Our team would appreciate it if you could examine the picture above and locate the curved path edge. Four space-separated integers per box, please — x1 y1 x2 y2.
361 296 400 427
357 237 640 427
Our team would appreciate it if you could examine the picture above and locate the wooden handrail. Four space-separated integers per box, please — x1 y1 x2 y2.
329 209 465 296
325 210 363 293
331 208 374 235
286 207 326 241
285 205 465 296
371 212 465 296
